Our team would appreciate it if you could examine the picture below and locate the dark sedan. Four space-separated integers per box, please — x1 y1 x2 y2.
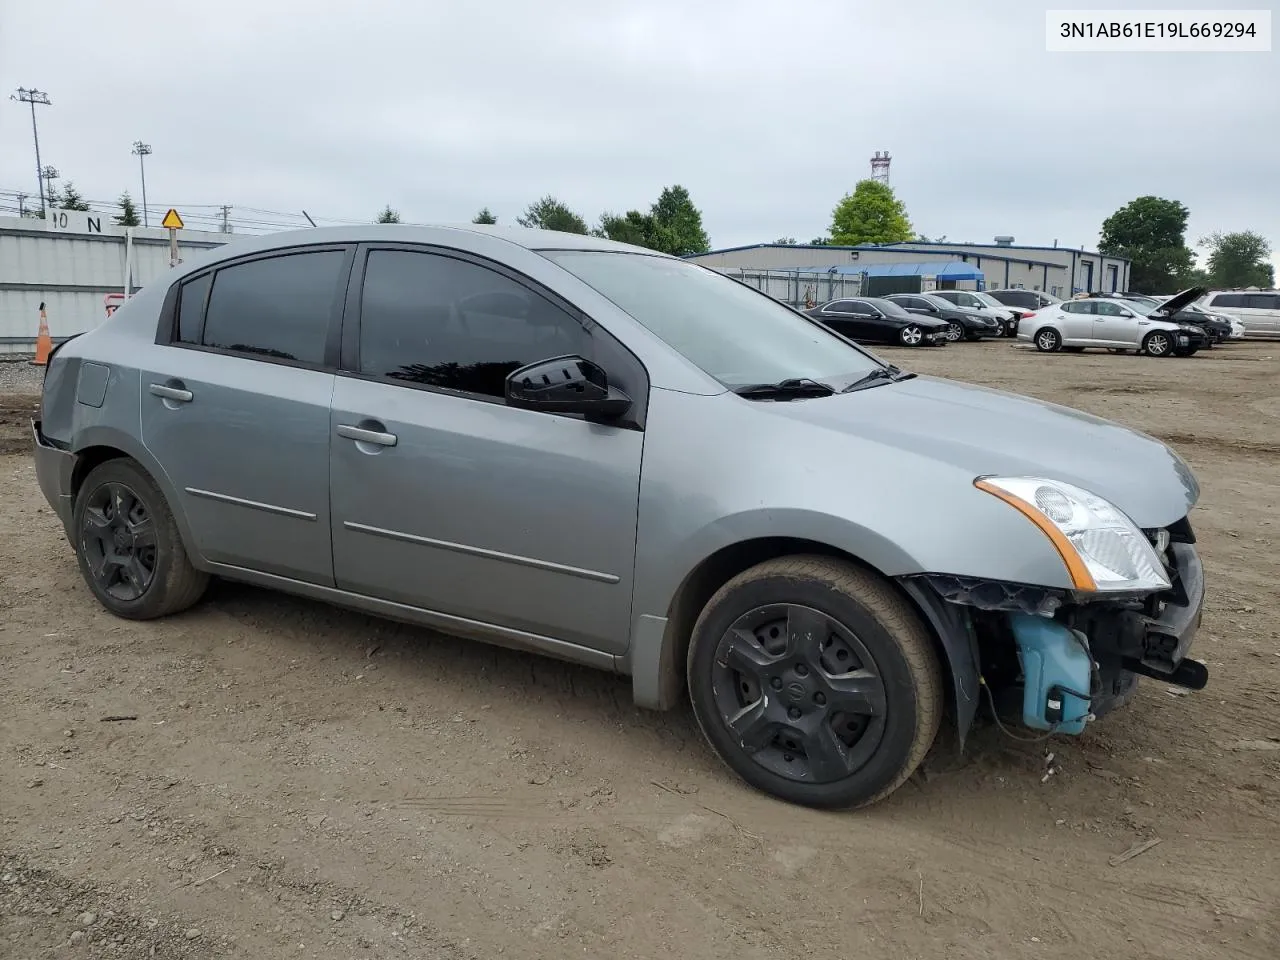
803 297 951 347
884 293 1003 341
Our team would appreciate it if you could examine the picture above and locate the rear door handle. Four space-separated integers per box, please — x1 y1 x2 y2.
149 383 193 402
337 423 397 447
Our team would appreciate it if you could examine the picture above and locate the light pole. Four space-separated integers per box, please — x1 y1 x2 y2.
40 166 59 205
11 87 52 217
131 141 152 227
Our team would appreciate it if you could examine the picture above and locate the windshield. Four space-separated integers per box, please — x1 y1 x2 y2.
542 251 884 388
918 294 955 310
973 292 1004 308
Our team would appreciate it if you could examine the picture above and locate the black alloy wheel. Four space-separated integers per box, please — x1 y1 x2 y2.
73 458 210 619
687 556 942 808
80 480 157 602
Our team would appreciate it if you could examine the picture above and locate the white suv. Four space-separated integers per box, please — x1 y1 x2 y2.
1198 289 1280 337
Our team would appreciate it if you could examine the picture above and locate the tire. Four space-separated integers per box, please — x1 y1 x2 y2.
1141 331 1174 357
686 555 943 809
72 458 209 620
1173 347 1199 357
1034 328 1062 352
945 321 963 342
898 324 924 347
991 319 1005 338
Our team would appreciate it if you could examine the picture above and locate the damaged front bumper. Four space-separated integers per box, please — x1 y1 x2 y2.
901 519 1207 741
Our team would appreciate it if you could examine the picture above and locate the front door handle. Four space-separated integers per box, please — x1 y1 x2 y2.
337 423 397 447
149 382 193 402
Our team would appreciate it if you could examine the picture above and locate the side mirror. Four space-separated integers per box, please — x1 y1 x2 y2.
505 355 632 420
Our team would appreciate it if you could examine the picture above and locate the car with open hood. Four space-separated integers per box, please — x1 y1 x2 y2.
31 224 1208 809
1017 286 1210 357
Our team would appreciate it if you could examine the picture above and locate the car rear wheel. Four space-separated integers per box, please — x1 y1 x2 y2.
686 556 943 809
945 321 963 342
1034 328 1062 352
72 458 210 620
898 325 924 346
1142 331 1173 357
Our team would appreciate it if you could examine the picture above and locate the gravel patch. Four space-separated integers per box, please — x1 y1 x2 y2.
0 357 45 397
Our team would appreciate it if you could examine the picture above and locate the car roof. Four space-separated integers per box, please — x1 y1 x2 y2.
174 223 661 261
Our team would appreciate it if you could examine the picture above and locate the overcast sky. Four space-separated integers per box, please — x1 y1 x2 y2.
2 0 1277 268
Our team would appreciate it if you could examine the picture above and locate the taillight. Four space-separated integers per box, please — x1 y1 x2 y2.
1022 311 1037 320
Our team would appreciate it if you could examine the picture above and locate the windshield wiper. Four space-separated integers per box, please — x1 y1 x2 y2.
841 364 916 393
732 377 836 400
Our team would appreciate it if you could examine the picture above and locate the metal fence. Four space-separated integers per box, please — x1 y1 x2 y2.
712 268 864 308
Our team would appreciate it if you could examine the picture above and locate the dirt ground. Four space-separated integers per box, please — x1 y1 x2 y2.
2 341 1278 960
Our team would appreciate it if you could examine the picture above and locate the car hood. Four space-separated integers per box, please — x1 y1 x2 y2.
771 374 1198 528
1149 285 1207 319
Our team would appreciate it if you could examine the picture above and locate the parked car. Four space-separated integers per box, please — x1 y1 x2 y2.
928 289 1021 337
803 297 950 347
1197 289 1280 337
1163 297 1247 341
32 225 1209 810
1018 287 1210 356
884 293 1003 341
1089 293 1229 347
986 288 1064 312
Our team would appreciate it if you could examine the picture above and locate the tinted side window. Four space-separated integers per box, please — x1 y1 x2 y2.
822 300 855 314
1209 293 1245 308
177 273 211 344
848 301 875 315
202 251 347 364
1246 293 1280 309
358 250 591 399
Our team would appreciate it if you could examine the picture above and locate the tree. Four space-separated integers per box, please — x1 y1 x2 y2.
829 180 912 246
472 207 497 224
114 191 141 227
810 237 830 246
1097 196 1195 294
1199 230 1275 289
516 195 588 234
376 205 401 223
774 237 797 245
650 185 709 256
57 182 91 211
594 210 668 249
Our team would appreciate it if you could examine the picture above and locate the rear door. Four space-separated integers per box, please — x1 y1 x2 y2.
327 243 646 655
1056 300 1094 340
139 244 354 584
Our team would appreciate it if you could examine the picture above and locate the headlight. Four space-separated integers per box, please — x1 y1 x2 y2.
975 477 1171 594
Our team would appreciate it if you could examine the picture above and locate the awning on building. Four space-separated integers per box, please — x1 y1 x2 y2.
795 260 985 281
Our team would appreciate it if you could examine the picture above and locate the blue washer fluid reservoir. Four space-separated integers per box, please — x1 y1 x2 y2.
1007 612 1093 735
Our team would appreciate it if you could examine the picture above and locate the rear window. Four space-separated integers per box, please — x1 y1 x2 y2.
1208 293 1246 308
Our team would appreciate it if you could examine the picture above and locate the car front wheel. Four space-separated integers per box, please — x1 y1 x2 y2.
686 556 943 809
72 458 210 620
1142 331 1174 357
898 324 924 346
945 321 963 342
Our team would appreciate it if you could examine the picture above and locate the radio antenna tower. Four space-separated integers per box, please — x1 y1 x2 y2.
870 150 892 186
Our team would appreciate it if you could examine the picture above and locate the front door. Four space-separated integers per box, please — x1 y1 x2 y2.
139 246 351 585
1091 300 1140 346
328 245 645 655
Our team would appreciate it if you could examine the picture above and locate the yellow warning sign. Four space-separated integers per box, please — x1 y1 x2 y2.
161 208 184 230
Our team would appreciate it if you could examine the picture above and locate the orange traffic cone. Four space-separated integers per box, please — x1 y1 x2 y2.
29 302 52 367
